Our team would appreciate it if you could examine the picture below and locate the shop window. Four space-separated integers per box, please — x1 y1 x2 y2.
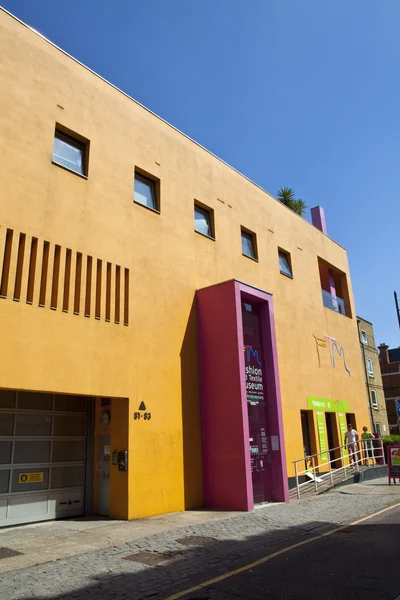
134 170 159 212
53 127 88 177
241 228 258 260
278 249 293 278
194 203 214 239
371 389 378 409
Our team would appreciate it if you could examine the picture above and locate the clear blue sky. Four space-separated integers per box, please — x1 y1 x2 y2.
3 0 400 347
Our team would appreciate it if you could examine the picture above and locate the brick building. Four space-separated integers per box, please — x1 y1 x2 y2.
379 344 400 435
357 318 389 436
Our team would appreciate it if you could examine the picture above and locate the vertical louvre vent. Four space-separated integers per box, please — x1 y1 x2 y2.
0 225 129 326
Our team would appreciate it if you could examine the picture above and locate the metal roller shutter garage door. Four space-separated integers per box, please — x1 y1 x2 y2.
0 389 88 527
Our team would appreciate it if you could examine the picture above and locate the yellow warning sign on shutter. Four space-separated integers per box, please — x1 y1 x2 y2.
19 472 43 483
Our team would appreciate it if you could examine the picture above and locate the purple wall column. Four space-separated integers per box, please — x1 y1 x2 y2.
197 280 253 510
311 206 328 235
197 279 289 510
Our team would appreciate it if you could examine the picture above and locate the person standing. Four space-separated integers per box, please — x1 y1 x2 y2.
344 423 359 466
361 426 375 466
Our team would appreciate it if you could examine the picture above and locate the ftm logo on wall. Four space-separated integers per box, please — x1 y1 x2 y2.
313 334 351 376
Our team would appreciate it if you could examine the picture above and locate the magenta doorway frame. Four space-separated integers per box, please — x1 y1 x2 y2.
197 280 289 511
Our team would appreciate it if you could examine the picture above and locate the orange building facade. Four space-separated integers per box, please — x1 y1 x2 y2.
0 9 371 527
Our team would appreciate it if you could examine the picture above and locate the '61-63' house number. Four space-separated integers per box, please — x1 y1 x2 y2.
134 412 151 420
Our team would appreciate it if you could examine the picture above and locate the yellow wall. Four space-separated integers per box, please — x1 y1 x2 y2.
0 9 370 517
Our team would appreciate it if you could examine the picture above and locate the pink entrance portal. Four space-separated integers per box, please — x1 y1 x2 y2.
197 280 289 510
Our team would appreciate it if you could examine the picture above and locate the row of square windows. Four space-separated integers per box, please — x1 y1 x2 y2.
52 126 294 278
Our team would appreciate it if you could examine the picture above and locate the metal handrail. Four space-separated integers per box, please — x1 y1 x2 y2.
293 442 347 465
293 438 385 499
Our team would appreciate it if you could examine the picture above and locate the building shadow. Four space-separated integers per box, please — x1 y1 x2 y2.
180 296 203 509
17 516 400 600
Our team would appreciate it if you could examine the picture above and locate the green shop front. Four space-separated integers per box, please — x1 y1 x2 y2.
301 397 354 468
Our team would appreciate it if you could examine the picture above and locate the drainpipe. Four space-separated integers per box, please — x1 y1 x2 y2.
357 319 375 431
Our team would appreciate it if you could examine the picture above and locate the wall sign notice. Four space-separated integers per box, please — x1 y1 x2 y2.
307 397 349 413
271 435 279 451
316 411 328 463
19 472 43 484
244 346 265 404
388 446 400 482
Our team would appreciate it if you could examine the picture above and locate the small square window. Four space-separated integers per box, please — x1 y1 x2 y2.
278 249 293 278
194 204 214 238
134 173 158 211
241 228 257 260
361 330 368 345
371 390 378 409
53 129 87 176
366 358 374 376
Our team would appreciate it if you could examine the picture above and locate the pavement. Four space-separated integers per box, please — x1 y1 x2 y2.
0 477 399 600
0 509 241 574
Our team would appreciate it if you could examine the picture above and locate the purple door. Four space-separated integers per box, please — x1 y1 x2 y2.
242 301 270 503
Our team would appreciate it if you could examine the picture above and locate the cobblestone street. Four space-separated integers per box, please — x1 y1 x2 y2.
0 479 399 600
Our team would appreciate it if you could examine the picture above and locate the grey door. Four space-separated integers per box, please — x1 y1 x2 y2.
0 390 88 528
97 434 110 516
